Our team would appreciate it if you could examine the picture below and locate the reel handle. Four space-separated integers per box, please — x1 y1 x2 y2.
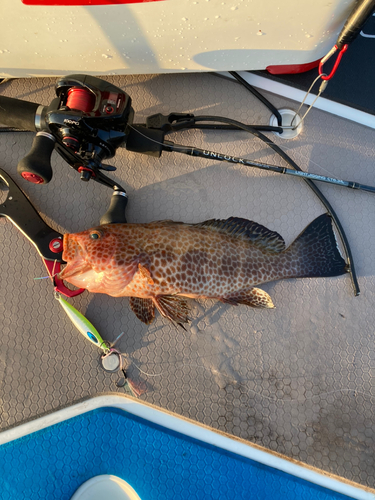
17 132 55 184
100 189 128 224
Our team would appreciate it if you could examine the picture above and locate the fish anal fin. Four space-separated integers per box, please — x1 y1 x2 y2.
153 295 190 324
194 217 285 253
129 297 155 324
221 288 275 309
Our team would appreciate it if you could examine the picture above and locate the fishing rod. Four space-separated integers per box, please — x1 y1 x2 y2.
135 113 375 195
1 75 374 196
164 141 375 194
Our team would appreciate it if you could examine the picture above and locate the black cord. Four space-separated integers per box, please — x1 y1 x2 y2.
0 127 32 133
229 71 283 127
170 114 359 295
182 123 283 133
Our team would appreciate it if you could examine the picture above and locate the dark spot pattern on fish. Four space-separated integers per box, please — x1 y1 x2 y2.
60 214 347 324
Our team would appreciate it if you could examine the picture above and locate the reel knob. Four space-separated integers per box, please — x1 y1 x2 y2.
17 132 55 184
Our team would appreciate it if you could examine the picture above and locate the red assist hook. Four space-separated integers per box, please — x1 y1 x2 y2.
318 44 349 80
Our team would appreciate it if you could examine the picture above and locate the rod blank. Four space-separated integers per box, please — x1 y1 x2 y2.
165 142 375 194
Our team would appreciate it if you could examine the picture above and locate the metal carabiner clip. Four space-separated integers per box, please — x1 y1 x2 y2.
318 44 349 80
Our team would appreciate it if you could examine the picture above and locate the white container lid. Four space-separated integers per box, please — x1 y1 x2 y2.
71 475 142 500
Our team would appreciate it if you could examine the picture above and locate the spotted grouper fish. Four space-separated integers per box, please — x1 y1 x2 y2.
59 214 347 325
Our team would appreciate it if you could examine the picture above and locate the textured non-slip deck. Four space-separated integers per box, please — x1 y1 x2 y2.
0 73 374 491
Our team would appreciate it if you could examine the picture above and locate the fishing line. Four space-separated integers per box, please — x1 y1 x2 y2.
95 307 373 404
34 260 58 281
291 75 328 129
129 354 375 405
132 319 374 405
273 131 375 183
270 138 341 179
34 273 58 280
233 387 375 405
129 123 285 154
129 358 164 377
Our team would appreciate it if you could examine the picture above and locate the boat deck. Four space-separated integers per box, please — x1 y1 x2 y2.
0 72 374 493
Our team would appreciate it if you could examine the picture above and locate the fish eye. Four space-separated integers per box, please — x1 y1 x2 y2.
90 230 102 240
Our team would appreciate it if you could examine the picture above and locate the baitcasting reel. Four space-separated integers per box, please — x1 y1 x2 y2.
12 74 164 224
18 74 134 186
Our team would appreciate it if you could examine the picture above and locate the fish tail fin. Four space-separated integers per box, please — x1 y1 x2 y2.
286 214 348 278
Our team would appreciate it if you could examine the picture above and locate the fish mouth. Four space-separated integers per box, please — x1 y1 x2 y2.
59 234 92 280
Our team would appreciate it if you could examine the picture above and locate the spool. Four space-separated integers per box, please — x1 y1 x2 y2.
66 87 95 113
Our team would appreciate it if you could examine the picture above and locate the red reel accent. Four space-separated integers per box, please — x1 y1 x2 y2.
66 87 95 112
78 166 95 177
21 172 45 184
62 135 80 151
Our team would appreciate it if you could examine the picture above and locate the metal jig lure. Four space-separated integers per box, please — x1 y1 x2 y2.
55 293 143 396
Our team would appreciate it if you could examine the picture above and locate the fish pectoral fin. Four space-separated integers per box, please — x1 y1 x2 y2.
153 295 190 324
129 297 155 324
220 288 275 309
138 263 154 285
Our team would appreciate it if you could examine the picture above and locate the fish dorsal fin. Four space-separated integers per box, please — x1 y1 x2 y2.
195 217 285 253
146 220 182 228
